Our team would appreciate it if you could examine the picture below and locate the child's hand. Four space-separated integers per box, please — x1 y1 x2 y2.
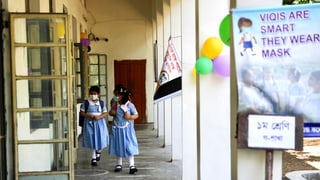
92 116 98 120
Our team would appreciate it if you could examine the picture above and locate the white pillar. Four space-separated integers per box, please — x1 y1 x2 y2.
152 1 159 132
163 0 173 147
170 0 183 160
181 0 198 179
197 0 231 179
155 0 165 138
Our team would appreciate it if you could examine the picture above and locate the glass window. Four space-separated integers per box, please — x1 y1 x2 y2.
20 175 68 180
100 56 106 64
88 54 107 103
99 76 106 84
11 13 71 179
15 46 67 76
89 76 99 86
14 17 66 43
17 111 68 138
18 143 69 172
89 65 99 75
99 65 106 74
16 79 68 108
89 55 98 64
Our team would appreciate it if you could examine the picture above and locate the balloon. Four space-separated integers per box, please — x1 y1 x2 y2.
193 67 197 77
80 38 90 46
57 22 65 38
219 15 231 46
195 57 213 75
213 55 230 77
80 32 87 39
201 37 223 59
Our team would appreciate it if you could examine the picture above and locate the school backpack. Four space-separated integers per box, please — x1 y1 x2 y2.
79 100 104 127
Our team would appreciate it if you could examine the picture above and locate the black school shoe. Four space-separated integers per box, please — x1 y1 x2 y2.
91 159 97 166
114 165 122 172
129 166 138 174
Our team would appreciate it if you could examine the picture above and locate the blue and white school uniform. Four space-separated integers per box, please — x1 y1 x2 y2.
81 100 109 150
109 102 139 158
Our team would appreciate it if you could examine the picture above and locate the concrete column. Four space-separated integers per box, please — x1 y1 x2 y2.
170 0 183 160
181 0 198 179
152 1 159 132
163 0 173 147
155 0 165 138
197 0 231 179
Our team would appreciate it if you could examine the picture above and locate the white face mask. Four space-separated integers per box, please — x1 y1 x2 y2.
90 95 99 100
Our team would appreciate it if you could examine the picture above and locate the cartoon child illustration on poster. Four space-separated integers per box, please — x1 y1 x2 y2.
238 17 257 56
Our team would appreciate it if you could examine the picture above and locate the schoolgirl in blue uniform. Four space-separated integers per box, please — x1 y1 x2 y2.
109 90 139 174
80 86 109 166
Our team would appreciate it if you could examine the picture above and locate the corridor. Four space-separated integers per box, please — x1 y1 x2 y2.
74 123 182 180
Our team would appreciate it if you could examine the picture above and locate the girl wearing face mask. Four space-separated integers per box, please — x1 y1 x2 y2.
108 89 139 174
80 86 109 166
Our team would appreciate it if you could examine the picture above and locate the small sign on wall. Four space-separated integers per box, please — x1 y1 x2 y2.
248 115 295 149
237 112 303 151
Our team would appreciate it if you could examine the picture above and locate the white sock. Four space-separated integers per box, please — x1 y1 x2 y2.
128 155 134 167
92 150 96 159
117 156 123 165
96 150 101 158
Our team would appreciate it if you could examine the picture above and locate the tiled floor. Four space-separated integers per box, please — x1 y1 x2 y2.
74 123 182 180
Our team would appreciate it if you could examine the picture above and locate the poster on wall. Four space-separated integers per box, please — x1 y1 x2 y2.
232 4 320 137
153 40 182 103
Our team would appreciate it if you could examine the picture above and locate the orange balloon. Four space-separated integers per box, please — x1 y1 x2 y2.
201 37 223 59
80 32 87 39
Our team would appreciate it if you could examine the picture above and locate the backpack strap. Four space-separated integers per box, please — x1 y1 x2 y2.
112 103 118 111
84 100 89 112
99 100 104 110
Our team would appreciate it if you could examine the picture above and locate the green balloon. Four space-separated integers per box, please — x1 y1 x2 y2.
195 57 213 75
219 15 230 46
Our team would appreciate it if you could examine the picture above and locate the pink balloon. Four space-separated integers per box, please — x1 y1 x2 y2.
213 55 230 77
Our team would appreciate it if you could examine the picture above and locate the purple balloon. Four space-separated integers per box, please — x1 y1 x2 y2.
80 38 90 46
213 55 230 77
